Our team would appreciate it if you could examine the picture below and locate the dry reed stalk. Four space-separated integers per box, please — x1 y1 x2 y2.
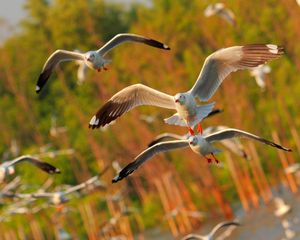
272 131 298 193
154 178 179 237
226 153 250 211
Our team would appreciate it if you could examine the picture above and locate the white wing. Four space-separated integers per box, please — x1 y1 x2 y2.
97 33 170 56
89 84 175 128
189 44 284 101
208 221 240 238
36 50 85 93
204 128 291 152
112 140 189 182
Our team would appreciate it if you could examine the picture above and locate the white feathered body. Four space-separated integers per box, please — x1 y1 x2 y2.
189 135 222 156
165 93 214 128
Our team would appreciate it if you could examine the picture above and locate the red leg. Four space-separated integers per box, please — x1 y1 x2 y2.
197 123 203 134
205 156 212 163
189 127 195 136
97 68 101 72
211 153 219 164
103 66 108 71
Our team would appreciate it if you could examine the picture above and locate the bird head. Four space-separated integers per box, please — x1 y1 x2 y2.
188 135 198 146
174 93 187 105
85 51 96 62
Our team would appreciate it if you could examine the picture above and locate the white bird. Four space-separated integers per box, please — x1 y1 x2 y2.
36 33 170 93
89 44 284 135
16 167 108 205
204 3 236 26
284 163 300 174
74 49 89 85
274 197 291 217
148 126 250 160
112 128 291 182
181 221 240 240
249 64 271 90
0 155 60 183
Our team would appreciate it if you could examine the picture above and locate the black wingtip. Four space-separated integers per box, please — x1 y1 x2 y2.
112 175 121 183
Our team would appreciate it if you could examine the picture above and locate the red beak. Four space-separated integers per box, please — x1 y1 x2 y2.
175 99 179 103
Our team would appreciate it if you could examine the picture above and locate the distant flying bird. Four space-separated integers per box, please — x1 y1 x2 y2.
249 64 271 90
284 163 300 174
274 197 291 217
36 33 170 93
112 128 291 182
89 44 284 135
181 221 240 240
17 167 108 205
148 126 249 160
0 155 60 183
204 3 236 26
74 49 89 85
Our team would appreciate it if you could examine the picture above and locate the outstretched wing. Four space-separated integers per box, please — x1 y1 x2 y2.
89 84 175 128
180 233 205 240
148 133 184 147
8 155 61 174
97 33 170 56
36 50 84 93
190 44 284 101
112 140 189 183
204 128 291 152
208 221 240 238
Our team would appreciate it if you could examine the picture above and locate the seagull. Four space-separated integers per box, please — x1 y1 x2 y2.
274 197 291 217
204 3 236 26
0 155 60 183
181 221 240 240
249 64 271 90
36 33 170 93
112 128 291 182
17 167 108 205
89 44 284 135
148 126 250 160
284 163 300 174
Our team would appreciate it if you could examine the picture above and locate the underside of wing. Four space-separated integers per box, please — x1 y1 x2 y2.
89 84 175 129
36 50 84 93
112 140 189 183
97 33 170 56
205 128 291 152
190 44 284 101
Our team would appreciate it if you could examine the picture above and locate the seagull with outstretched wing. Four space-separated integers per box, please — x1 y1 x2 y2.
89 44 283 135
181 221 240 240
0 155 60 183
148 126 249 160
204 3 236 26
36 33 170 93
112 128 291 182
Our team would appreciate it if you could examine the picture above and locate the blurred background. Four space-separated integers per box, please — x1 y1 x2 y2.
1 0 300 239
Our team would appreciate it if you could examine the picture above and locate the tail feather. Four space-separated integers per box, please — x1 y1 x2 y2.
164 114 186 126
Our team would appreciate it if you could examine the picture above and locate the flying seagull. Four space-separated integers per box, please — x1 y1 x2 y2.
204 3 236 26
181 221 240 240
89 44 284 135
16 167 108 205
112 128 291 182
0 155 60 183
148 126 250 160
36 33 170 93
250 64 271 90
